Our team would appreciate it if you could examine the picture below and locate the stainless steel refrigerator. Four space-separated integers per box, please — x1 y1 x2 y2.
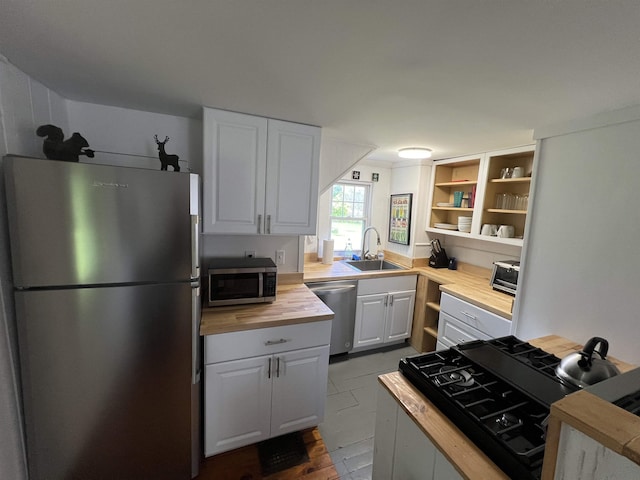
4 155 201 480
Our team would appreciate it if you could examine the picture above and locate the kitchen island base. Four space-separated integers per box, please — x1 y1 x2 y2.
373 373 508 479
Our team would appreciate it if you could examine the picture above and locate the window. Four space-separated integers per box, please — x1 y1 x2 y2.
330 182 370 252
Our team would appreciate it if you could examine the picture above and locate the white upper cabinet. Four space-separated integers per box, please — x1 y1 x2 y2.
202 107 321 235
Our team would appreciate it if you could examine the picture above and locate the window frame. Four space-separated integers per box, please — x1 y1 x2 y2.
329 181 372 254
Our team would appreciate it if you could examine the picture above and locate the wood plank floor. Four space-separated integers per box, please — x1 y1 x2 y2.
196 428 339 480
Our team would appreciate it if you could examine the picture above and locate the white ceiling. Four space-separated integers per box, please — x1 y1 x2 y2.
1 1 640 162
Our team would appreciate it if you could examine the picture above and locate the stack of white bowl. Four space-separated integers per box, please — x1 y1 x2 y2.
458 216 472 233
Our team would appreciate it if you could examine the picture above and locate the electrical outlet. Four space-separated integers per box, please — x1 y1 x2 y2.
276 250 285 265
245 250 256 258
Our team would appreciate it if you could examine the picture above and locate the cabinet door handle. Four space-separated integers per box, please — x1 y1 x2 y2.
276 357 281 377
264 338 291 346
390 295 394 306
266 214 271 234
461 311 477 321
257 214 262 234
267 357 272 379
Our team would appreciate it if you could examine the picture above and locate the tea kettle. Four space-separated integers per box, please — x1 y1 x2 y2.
555 337 621 388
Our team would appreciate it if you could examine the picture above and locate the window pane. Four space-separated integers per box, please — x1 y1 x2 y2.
353 203 364 218
343 203 354 217
354 187 365 203
330 219 364 251
332 185 343 201
332 201 347 217
343 185 355 202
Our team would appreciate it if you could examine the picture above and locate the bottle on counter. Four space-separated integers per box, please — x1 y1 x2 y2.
344 239 353 260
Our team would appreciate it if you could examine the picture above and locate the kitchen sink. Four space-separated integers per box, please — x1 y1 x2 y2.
345 260 406 271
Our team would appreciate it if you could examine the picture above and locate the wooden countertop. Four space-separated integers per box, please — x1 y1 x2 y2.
378 335 636 479
200 283 334 336
304 259 514 320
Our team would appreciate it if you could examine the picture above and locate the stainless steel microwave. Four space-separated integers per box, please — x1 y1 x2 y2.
207 257 277 307
490 260 520 296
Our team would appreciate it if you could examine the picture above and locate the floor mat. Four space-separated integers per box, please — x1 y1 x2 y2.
257 431 310 476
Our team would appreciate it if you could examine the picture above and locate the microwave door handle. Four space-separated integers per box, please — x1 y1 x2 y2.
258 272 264 297
495 278 517 289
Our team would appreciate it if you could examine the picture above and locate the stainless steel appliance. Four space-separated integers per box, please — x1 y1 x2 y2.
556 336 621 388
585 366 640 414
399 336 579 480
307 280 357 355
4 156 201 480
490 259 520 295
207 257 277 307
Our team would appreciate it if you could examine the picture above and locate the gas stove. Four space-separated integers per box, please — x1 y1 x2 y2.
399 336 578 480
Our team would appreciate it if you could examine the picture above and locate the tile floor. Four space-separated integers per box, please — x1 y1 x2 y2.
319 343 418 480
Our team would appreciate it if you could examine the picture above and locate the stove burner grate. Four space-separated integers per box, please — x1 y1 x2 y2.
488 336 563 378
434 365 475 388
398 338 570 480
614 390 640 416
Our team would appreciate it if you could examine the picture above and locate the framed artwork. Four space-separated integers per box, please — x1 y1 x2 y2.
389 193 412 245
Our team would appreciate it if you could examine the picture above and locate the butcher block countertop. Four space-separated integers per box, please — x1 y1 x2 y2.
200 283 334 336
304 257 514 320
378 335 636 479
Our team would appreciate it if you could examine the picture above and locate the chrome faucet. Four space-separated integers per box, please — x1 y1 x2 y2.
361 226 381 260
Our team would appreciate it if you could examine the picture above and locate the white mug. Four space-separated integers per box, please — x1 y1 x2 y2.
512 166 524 178
481 224 497 236
497 225 515 238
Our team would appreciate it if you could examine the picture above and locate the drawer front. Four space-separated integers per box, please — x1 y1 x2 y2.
438 312 489 347
205 320 332 364
357 275 417 295
440 293 511 338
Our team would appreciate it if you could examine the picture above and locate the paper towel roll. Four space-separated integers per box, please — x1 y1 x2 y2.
322 240 335 264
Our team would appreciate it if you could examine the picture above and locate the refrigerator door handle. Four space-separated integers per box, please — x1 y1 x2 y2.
191 214 200 278
192 285 201 384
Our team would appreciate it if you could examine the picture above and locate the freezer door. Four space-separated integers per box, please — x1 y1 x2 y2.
15 283 194 480
5 156 193 287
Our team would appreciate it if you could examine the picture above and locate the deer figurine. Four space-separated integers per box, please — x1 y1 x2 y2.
154 135 180 171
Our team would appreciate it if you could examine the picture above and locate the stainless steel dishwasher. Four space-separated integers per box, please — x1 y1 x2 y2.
308 280 357 355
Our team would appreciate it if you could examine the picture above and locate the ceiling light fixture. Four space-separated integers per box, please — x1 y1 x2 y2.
398 147 432 159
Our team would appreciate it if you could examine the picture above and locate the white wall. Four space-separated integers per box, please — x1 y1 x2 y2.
0 53 69 480
201 235 301 271
515 106 640 365
67 100 201 172
312 162 392 258
388 162 432 260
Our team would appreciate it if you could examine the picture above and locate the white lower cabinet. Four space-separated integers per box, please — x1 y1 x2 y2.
204 321 331 456
437 292 511 347
205 355 272 453
373 384 462 480
353 275 417 352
